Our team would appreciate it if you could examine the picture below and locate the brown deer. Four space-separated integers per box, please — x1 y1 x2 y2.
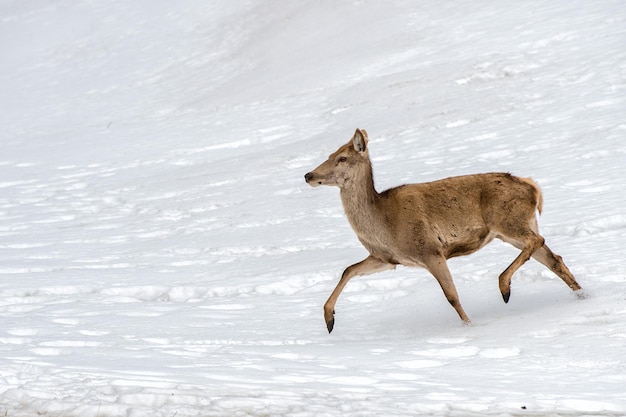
304 129 583 333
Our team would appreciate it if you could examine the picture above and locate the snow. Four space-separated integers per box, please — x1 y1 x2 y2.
1 0 625 416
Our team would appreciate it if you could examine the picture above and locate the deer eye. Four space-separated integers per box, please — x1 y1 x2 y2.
338 157 347 163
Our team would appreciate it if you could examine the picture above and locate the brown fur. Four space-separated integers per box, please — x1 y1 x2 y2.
305 129 583 333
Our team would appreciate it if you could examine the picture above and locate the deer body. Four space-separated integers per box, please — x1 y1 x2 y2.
305 129 583 333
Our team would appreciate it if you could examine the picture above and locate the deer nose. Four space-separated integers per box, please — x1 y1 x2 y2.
304 172 314 183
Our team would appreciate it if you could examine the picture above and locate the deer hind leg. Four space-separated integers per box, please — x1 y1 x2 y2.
324 255 395 333
527 244 583 295
500 223 583 298
424 256 471 325
497 230 545 303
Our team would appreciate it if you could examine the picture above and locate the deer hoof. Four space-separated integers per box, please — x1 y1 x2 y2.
324 309 335 333
574 289 587 300
502 291 511 304
326 318 335 333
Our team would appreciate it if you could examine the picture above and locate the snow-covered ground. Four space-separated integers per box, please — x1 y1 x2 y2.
1 1 626 416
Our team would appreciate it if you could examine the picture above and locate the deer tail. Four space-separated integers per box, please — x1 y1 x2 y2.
520 177 543 215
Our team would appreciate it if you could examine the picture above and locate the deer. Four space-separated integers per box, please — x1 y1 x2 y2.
304 129 583 333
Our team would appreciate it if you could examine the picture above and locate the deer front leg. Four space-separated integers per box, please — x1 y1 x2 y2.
424 256 471 325
324 255 395 333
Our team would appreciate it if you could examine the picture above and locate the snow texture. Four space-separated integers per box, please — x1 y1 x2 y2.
1 0 626 416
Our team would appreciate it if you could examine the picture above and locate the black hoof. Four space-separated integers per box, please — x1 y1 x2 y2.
502 291 511 304
326 318 335 333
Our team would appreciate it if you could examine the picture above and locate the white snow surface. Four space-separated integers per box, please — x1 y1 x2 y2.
1 1 626 416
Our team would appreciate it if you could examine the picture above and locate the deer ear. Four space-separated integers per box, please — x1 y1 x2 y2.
352 128 368 153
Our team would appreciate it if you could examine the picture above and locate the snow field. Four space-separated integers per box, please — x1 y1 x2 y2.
1 0 626 416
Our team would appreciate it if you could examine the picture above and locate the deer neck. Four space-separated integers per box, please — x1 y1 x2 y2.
339 161 384 235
